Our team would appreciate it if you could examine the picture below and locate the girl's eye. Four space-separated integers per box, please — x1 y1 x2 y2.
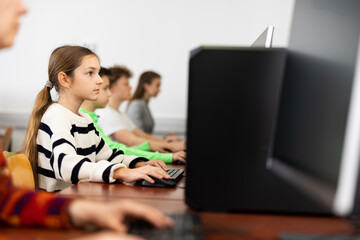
87 71 93 76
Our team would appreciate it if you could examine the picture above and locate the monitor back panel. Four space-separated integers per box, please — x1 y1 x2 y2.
185 47 329 214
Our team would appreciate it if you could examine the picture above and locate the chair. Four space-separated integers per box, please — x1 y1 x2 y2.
5 153 35 189
2 126 14 152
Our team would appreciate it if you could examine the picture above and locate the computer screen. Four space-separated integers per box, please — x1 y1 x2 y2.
267 0 360 217
251 26 274 48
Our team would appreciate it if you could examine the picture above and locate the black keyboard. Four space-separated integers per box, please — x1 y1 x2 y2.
167 168 185 181
128 214 203 240
136 168 185 187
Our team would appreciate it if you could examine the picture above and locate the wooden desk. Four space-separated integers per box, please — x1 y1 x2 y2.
0 164 355 239
57 164 355 239
59 164 186 200
59 178 185 201
0 200 353 240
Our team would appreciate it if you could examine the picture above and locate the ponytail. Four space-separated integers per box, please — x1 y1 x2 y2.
24 86 53 189
24 45 97 189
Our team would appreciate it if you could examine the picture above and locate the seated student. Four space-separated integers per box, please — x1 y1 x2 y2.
96 65 186 154
0 1 172 238
24 45 170 192
80 67 186 164
0 149 173 237
127 70 182 142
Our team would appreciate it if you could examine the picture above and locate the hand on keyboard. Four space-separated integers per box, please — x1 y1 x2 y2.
135 159 169 171
114 165 170 184
137 176 176 188
173 150 186 164
136 169 184 188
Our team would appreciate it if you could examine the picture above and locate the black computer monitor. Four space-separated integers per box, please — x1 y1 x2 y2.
251 25 274 48
267 0 360 217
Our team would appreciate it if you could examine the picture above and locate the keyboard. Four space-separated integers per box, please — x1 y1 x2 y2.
128 213 203 240
167 168 185 181
136 168 185 187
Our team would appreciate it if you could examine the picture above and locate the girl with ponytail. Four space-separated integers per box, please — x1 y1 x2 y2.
0 4 172 235
24 45 169 191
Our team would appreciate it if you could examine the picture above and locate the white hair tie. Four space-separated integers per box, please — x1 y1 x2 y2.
45 80 53 89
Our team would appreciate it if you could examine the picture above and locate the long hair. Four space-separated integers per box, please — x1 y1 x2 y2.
24 45 98 188
129 71 161 104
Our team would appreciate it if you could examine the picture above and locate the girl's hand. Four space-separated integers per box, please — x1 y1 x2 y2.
168 140 186 153
69 199 173 234
149 141 170 153
113 165 170 183
172 151 186 163
135 160 168 171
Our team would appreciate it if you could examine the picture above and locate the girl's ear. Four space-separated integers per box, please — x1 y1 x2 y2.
143 82 150 91
58 72 71 89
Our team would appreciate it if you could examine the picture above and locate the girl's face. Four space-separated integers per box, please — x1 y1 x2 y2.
95 75 112 109
69 55 103 101
0 0 27 49
145 77 161 98
111 76 132 101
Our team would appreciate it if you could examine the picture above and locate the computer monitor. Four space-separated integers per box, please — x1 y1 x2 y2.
251 25 274 48
267 0 360 217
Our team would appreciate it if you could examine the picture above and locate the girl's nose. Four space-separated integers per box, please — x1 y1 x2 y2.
97 75 103 84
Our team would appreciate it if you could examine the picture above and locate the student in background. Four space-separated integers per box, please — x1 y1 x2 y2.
80 67 186 164
24 46 170 192
0 0 172 238
96 65 186 154
127 71 182 142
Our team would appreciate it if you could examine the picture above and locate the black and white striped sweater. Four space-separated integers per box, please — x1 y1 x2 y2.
37 103 146 192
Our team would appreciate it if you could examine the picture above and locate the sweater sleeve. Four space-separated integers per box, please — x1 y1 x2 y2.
94 128 148 169
98 127 172 163
123 146 172 163
48 130 127 184
131 141 151 151
0 151 74 228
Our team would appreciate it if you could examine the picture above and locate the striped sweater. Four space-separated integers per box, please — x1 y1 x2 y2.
0 149 73 228
37 103 147 192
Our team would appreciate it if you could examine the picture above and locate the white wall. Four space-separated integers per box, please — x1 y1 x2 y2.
0 0 294 119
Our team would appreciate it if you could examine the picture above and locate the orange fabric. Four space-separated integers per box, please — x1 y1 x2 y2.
0 148 74 228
